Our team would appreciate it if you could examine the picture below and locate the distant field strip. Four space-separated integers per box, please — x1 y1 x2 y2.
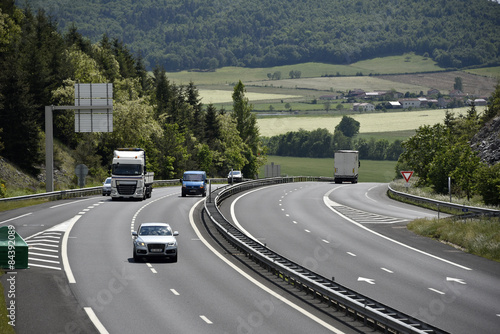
257 108 485 137
199 89 302 104
247 76 429 93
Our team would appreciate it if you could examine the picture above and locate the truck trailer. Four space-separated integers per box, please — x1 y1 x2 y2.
110 148 154 200
334 150 359 184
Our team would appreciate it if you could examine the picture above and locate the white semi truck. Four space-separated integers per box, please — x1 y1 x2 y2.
334 150 359 184
110 148 154 200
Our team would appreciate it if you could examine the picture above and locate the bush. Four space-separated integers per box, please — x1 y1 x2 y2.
476 163 500 205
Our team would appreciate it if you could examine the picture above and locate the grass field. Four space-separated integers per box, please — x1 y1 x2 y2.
256 107 485 137
465 66 500 79
260 156 397 182
246 76 430 95
166 53 443 85
198 89 302 104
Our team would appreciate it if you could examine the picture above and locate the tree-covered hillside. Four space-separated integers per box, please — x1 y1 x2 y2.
0 0 264 190
17 0 500 71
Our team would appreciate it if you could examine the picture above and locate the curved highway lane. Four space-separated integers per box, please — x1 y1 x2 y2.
222 182 500 334
2 189 353 333
67 186 352 333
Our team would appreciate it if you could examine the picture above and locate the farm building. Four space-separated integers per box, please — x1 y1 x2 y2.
353 103 375 111
399 98 421 108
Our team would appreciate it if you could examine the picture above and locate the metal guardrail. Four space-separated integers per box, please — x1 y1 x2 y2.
387 184 500 218
0 178 229 203
0 186 103 203
204 177 449 334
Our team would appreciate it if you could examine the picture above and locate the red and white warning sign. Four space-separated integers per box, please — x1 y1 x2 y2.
401 171 414 182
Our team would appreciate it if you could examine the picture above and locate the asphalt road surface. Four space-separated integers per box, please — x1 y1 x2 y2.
2 186 363 333
219 182 500 334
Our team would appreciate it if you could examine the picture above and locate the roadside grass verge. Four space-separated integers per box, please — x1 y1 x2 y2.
407 217 500 262
0 198 50 212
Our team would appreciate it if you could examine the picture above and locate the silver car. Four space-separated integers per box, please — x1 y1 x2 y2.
227 170 243 183
132 223 179 262
102 177 112 195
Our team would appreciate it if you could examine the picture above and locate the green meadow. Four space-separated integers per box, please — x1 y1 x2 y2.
166 53 443 85
259 156 397 182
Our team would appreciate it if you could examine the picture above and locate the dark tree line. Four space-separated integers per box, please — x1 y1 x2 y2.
17 0 500 71
263 116 404 160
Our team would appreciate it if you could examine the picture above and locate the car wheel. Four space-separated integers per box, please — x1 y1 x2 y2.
171 254 178 263
133 248 140 262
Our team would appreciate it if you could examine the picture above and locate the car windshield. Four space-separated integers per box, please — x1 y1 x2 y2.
104 178 111 184
139 226 172 236
184 174 204 181
112 164 142 175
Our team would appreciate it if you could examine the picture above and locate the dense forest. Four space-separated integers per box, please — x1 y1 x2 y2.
16 0 500 71
0 0 264 188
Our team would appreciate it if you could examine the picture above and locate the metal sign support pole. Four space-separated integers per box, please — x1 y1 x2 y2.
44 105 113 193
45 106 54 192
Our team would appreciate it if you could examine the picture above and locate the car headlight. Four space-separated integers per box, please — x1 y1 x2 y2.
167 242 176 247
136 241 146 246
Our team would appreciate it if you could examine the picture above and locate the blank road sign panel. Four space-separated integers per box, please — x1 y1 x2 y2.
75 83 113 100
75 110 113 132
76 98 113 106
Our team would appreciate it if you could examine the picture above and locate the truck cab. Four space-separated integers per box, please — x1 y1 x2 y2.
111 148 154 200
181 171 207 197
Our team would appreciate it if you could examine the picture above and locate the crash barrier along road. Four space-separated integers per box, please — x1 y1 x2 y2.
204 177 454 334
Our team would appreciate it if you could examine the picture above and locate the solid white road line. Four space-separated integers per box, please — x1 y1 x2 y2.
200 315 213 324
28 252 59 258
62 215 82 284
84 307 109 334
0 213 32 225
191 199 346 334
50 197 99 208
429 288 445 295
28 263 61 270
30 247 58 253
323 188 472 271
28 257 60 264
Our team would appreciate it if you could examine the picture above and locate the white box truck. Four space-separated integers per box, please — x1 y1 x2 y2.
334 150 359 184
110 148 154 200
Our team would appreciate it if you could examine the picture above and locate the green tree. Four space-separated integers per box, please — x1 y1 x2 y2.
451 144 480 200
481 82 500 124
453 77 463 91
218 113 248 172
232 81 264 177
332 129 351 151
204 104 221 147
398 124 449 185
335 115 360 137
0 52 42 174
476 162 500 205
427 142 461 194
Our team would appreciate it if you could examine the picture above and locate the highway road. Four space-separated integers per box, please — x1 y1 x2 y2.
1 186 362 334
219 182 500 334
